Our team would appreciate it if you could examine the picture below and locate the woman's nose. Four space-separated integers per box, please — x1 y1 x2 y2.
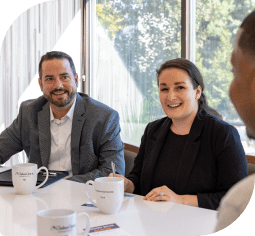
167 90 176 100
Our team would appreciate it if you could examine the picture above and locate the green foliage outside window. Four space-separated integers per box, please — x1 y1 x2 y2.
96 0 255 123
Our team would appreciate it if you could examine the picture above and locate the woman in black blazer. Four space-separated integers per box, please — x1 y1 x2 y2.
112 58 248 210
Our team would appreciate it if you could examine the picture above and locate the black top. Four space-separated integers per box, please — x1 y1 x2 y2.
152 129 188 191
127 110 248 210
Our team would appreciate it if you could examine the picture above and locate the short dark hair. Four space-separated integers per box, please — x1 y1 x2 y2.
239 10 255 58
38 51 76 79
156 58 222 119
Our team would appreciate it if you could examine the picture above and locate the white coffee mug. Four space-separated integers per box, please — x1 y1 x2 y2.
12 163 49 195
85 177 124 214
37 209 90 236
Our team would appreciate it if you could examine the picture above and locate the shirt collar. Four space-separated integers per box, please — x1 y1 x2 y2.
50 95 77 122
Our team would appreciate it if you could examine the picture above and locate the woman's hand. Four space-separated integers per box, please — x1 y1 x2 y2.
108 173 135 193
143 185 198 207
143 185 182 203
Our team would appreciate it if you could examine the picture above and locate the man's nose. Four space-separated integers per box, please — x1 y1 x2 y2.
54 78 63 88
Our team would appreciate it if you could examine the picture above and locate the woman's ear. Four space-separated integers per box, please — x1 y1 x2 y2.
196 85 202 100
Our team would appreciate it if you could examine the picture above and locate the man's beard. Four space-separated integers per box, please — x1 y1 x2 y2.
45 89 76 107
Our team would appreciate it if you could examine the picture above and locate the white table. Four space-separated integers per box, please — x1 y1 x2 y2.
0 179 217 236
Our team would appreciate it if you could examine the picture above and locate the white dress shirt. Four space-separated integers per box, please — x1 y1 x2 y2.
48 97 76 176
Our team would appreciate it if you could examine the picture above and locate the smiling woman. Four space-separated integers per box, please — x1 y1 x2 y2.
158 68 201 135
110 58 248 210
156 59 223 119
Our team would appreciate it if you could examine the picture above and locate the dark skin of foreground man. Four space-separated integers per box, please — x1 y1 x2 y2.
215 10 255 232
0 51 125 183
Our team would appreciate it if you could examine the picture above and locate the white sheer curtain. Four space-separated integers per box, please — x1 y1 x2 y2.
0 0 81 166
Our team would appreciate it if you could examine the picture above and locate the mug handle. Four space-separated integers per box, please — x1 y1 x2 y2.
85 180 97 207
77 212 90 235
35 167 49 189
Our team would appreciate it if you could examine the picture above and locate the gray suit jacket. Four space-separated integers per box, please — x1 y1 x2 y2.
0 93 125 183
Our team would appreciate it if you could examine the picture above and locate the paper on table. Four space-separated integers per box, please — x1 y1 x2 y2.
88 223 131 236
82 202 97 208
0 167 11 173
124 193 135 197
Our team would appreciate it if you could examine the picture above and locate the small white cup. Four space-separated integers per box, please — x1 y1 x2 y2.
85 177 124 214
37 209 90 236
12 163 49 195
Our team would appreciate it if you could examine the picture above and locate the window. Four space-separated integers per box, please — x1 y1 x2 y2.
1 0 255 163
88 0 255 155
195 0 255 154
89 0 181 145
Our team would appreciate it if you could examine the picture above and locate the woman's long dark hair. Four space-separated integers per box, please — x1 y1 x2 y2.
156 58 222 119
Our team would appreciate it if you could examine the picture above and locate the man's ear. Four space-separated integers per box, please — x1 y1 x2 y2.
75 74 78 87
38 78 43 92
250 67 255 96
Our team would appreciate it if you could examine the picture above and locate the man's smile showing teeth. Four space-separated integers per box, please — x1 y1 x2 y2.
168 103 181 108
52 91 66 95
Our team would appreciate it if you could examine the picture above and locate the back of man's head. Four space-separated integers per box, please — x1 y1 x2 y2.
239 10 255 59
38 51 76 79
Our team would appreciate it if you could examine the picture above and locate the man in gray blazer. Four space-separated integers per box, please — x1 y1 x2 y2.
0 51 125 183
215 10 255 232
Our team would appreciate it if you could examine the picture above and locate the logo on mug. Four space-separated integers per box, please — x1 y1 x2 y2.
96 190 114 193
51 224 76 232
15 172 34 176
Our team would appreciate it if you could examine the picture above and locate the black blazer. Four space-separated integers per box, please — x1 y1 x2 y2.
127 111 248 210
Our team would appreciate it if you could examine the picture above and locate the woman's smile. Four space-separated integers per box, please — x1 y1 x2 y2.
167 103 182 108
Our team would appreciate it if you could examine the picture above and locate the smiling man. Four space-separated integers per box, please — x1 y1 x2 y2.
0 51 125 182
215 10 255 232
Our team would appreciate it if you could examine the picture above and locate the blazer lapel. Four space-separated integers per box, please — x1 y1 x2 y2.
174 114 206 194
71 93 86 175
38 103 51 167
141 118 171 195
